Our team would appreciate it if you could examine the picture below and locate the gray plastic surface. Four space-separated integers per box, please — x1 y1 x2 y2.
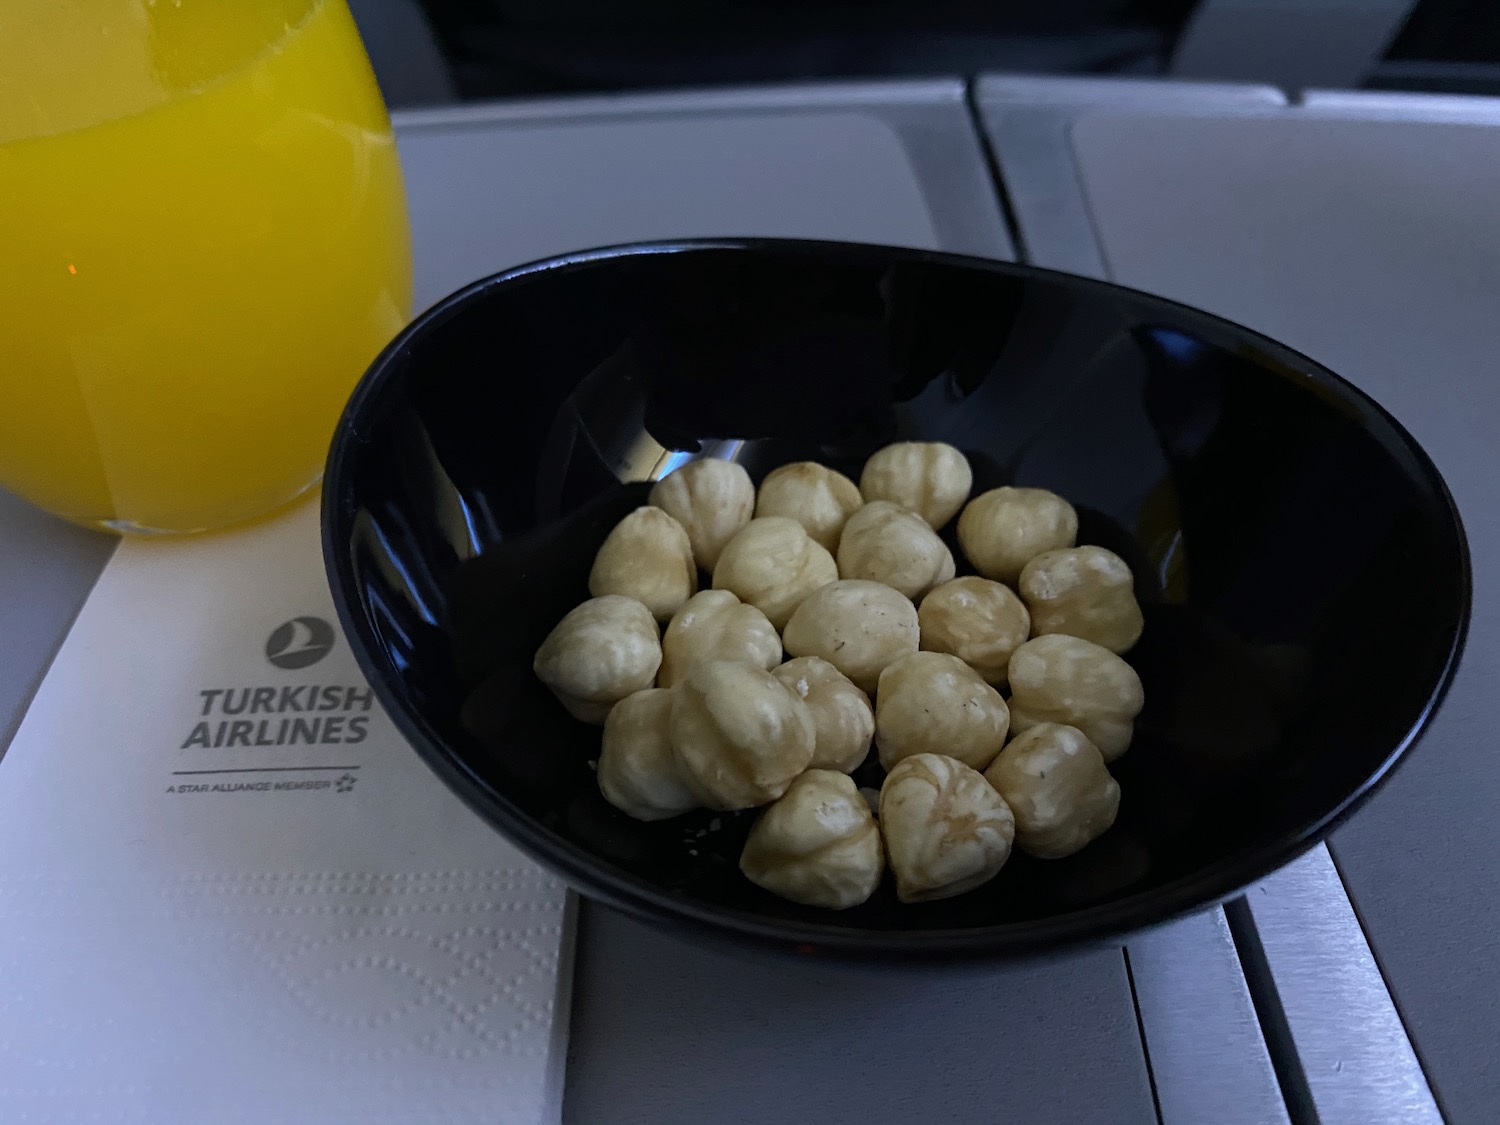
1244 849 1442 1125
399 113 938 305
1128 909 1289 1125
0 491 116 754
394 81 1010 309
1068 104 1500 1123
974 76 1285 279
566 907 1156 1125
1169 0 1416 91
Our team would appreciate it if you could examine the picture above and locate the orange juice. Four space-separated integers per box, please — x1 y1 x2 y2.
0 0 412 532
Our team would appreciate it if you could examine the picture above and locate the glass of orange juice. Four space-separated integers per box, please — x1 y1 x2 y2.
0 0 412 533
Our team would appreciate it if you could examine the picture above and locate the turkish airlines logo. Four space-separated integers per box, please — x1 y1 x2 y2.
265 617 336 670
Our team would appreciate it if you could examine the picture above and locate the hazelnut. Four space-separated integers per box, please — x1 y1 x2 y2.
772 656 875 773
781 578 919 695
957 487 1077 584
712 517 838 630
740 770 883 909
984 723 1120 858
880 754 1015 902
588 506 697 621
598 689 698 821
836 501 956 602
1007 634 1144 762
875 652 1009 771
533 595 661 723
917 576 1030 684
755 462 863 552
1019 545 1144 654
649 458 755 571
659 589 782 689
859 441 972 528
669 660 815 810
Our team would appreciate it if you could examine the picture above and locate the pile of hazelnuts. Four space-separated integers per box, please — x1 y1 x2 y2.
533 443 1145 908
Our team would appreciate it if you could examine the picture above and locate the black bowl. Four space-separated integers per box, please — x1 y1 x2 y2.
323 239 1468 958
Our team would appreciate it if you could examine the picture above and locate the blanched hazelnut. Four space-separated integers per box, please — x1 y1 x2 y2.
880 753 1015 902
740 770 883 909
984 723 1120 859
712 517 838 630
875 652 1009 771
1007 634 1144 762
533 595 662 723
597 689 698 821
659 590 782 689
669 660 815 810
755 462 864 552
772 657 874 773
918 576 1031 684
859 441 973 529
781 578 919 694
957 487 1078 584
588 507 697 621
649 458 755 571
836 501 956 601
1019 546 1144 654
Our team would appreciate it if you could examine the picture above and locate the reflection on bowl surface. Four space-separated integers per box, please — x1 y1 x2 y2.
323 240 1468 957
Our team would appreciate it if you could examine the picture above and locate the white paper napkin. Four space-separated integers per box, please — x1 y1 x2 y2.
0 496 575 1125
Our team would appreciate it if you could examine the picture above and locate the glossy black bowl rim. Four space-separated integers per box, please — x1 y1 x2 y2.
323 237 1472 958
